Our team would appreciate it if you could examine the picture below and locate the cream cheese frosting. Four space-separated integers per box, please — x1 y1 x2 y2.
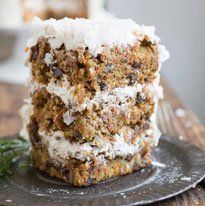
39 124 160 163
28 76 163 112
27 17 170 60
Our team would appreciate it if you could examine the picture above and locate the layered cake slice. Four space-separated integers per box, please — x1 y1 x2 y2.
20 17 169 186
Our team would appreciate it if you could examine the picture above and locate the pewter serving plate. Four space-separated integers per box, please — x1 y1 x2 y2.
0 134 205 206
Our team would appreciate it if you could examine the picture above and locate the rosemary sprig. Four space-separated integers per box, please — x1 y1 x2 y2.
0 137 29 176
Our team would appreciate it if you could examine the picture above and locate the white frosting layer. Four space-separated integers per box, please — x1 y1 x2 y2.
27 17 169 58
39 123 160 163
28 76 163 115
81 84 143 110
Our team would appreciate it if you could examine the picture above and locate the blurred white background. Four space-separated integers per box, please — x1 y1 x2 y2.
107 0 205 123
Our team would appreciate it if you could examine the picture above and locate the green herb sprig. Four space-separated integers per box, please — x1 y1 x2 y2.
0 137 29 176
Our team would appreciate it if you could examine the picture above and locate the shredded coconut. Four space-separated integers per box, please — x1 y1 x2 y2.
63 112 75 126
19 99 33 140
44 53 54 66
27 17 169 60
151 161 166 168
39 127 159 163
29 77 163 114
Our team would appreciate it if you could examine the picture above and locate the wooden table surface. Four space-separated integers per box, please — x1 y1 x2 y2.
0 79 205 206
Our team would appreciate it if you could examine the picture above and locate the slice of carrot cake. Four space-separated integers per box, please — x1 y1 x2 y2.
20 17 169 186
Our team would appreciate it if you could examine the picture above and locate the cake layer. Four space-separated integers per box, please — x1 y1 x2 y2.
28 86 158 142
31 137 151 186
28 36 159 88
28 75 162 112
29 127 158 162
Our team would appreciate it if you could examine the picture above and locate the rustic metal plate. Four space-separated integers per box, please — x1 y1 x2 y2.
0 134 205 206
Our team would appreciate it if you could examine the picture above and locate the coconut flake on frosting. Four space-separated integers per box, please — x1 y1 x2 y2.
39 124 159 163
28 76 162 114
27 17 169 58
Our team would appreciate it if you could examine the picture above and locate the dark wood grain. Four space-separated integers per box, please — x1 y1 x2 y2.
0 79 204 206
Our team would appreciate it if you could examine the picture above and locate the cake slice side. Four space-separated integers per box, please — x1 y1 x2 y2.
20 17 169 186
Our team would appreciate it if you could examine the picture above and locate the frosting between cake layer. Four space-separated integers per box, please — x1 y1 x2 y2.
39 122 160 163
28 75 163 113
